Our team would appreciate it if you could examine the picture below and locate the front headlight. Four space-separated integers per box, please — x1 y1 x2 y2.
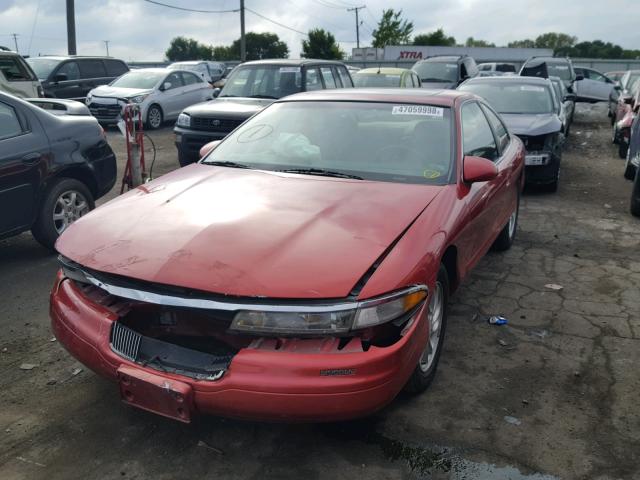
229 286 427 336
176 112 191 127
130 94 149 104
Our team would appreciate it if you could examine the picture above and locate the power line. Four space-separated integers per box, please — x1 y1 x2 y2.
310 0 347 10
141 0 238 14
11 33 19 53
245 7 307 36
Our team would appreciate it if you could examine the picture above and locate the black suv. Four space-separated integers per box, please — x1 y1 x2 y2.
26 56 129 101
174 59 354 166
411 55 479 89
520 56 583 92
0 92 116 249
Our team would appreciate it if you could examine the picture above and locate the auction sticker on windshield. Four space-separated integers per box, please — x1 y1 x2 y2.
392 105 444 117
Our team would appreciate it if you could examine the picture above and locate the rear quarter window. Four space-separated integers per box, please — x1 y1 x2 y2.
0 102 23 139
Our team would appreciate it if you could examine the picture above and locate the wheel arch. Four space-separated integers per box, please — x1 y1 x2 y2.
46 166 98 199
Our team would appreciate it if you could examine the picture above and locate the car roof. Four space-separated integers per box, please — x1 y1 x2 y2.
27 55 119 61
240 58 345 67
277 88 474 107
416 56 463 63
126 67 169 73
524 56 570 64
171 61 205 65
356 67 410 75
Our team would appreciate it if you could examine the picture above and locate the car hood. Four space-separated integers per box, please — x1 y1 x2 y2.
57 165 442 299
500 113 562 136
90 85 153 99
183 97 274 118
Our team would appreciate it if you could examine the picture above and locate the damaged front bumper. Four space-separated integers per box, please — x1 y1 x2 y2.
50 271 429 422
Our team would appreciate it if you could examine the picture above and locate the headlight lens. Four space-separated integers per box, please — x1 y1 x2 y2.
229 286 427 335
176 112 190 127
130 94 149 104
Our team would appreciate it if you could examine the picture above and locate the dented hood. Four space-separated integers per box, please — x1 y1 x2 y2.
500 113 562 137
57 165 442 299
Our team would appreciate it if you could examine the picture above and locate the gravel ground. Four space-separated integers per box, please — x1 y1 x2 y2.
0 103 638 480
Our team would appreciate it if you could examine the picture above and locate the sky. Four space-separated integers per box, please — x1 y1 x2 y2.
0 0 638 61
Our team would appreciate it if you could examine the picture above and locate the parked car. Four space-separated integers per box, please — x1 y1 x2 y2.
549 75 576 136
477 62 517 75
0 91 116 249
612 79 640 158
168 61 226 84
174 59 354 166
459 76 564 191
609 70 640 120
411 55 479 89
51 88 524 423
26 56 129 101
624 112 640 180
573 67 616 103
605 71 626 83
86 68 213 130
520 56 582 93
0 50 43 98
352 68 421 88
27 97 92 116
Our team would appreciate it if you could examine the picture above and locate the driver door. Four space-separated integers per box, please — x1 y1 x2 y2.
159 72 186 118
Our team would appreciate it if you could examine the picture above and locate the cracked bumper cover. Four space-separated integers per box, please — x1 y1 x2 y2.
50 273 428 421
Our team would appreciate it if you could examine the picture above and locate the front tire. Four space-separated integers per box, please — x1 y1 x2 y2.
404 265 449 394
31 178 94 250
146 104 163 130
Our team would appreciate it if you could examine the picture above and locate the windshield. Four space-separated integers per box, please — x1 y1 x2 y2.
459 82 554 114
353 73 402 87
547 63 572 80
220 65 302 99
203 101 453 185
111 71 164 89
412 62 458 83
25 57 61 79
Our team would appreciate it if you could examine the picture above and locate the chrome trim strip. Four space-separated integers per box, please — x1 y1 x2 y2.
61 257 427 313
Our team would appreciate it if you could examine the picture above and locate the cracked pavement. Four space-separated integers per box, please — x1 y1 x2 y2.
0 103 638 479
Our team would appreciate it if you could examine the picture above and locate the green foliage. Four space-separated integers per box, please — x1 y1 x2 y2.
413 28 456 46
301 28 344 60
465 37 495 48
372 9 414 48
165 36 213 61
211 32 289 61
507 39 536 48
507 32 640 59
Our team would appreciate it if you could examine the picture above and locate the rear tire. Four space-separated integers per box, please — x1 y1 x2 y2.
493 190 519 251
31 178 94 251
404 265 449 394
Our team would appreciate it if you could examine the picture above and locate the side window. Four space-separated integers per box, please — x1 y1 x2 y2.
462 102 498 161
79 60 107 79
0 56 32 81
336 66 352 87
305 67 322 91
480 104 510 155
589 70 607 83
164 72 184 90
0 102 23 140
104 60 128 77
320 67 337 89
181 72 202 86
56 61 80 81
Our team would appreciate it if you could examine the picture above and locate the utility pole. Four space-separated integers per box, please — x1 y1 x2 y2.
240 0 246 62
66 0 77 55
347 5 366 48
103 40 110 56
11 33 19 53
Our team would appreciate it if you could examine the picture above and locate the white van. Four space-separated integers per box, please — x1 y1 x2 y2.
0 51 43 98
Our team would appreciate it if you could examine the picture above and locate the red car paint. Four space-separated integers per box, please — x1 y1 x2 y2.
51 90 525 422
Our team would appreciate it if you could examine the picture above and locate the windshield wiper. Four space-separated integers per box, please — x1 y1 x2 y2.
248 94 279 99
278 168 363 180
203 160 253 169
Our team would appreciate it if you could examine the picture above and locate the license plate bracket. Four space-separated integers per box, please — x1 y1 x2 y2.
525 154 549 166
117 365 193 423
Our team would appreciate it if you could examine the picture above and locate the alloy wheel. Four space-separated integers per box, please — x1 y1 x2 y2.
148 107 162 129
52 190 90 235
419 281 444 373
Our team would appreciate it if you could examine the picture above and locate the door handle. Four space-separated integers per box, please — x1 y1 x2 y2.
21 153 41 165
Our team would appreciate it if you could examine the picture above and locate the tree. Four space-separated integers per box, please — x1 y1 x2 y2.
211 32 288 61
301 28 344 60
413 28 456 46
165 36 212 61
372 9 414 48
465 37 495 48
534 32 577 55
507 39 536 48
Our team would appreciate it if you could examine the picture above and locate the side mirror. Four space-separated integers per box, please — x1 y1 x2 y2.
212 87 221 98
53 73 68 82
463 155 498 183
161 82 172 91
575 74 584 82
199 140 222 159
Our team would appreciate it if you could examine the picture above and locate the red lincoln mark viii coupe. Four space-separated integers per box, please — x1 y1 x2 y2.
51 89 524 423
